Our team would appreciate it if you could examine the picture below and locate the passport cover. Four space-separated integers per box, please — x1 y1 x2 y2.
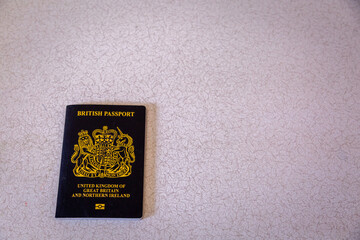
55 104 146 218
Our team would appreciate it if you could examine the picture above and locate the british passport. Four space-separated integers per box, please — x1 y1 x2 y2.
55 104 146 218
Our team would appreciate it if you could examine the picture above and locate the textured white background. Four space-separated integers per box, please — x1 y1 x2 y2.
1 0 360 239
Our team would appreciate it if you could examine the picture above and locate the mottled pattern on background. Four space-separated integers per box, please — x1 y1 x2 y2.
1 1 360 239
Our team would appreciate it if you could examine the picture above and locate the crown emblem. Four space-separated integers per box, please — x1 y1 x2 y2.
71 126 135 178
92 126 117 145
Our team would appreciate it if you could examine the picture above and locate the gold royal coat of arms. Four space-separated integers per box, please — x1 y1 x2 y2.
71 126 135 178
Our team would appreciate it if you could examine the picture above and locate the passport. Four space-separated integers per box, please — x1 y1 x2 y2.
55 104 146 218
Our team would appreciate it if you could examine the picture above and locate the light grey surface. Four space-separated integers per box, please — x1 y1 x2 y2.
1 1 360 239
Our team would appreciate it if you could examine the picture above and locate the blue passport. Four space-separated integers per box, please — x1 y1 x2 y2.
55 104 146 218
